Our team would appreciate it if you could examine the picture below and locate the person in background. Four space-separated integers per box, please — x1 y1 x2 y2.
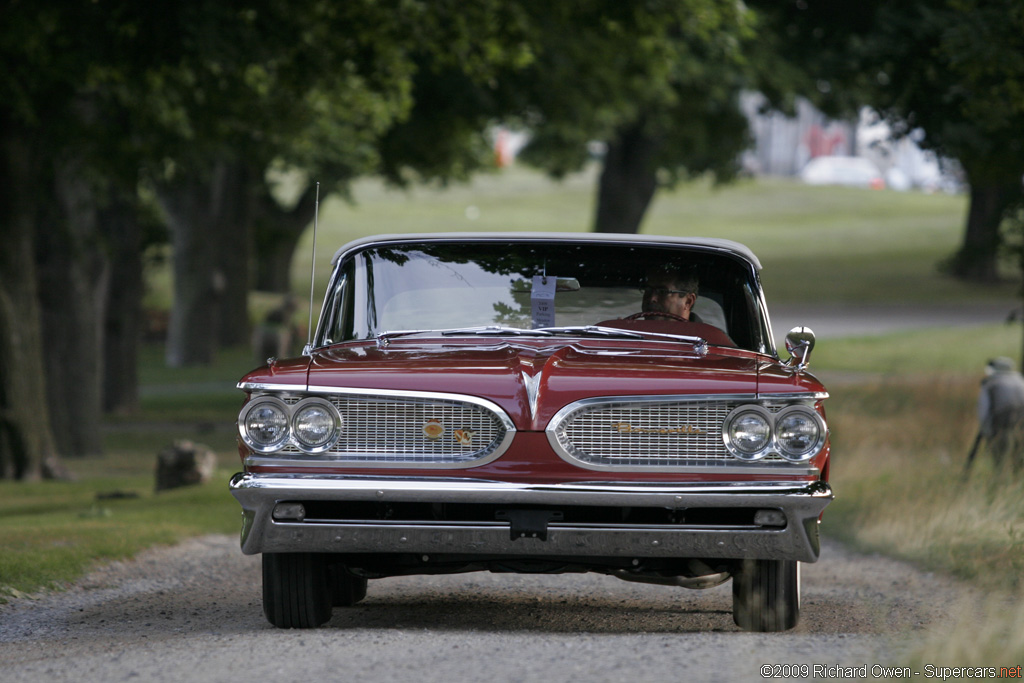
252 295 299 364
977 357 1024 471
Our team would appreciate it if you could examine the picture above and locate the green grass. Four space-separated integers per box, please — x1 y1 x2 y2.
0 477 238 597
813 322 1022 375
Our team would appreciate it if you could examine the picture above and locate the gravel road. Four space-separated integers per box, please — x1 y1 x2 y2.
0 534 980 683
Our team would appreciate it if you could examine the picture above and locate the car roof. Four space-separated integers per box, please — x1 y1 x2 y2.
330 232 762 271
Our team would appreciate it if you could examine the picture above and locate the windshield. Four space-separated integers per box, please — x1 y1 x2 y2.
318 241 770 352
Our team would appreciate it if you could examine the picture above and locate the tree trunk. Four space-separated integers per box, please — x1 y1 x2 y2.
36 157 110 458
160 161 254 366
0 127 60 479
102 192 144 414
252 182 319 293
215 163 254 348
160 177 222 367
948 172 1023 283
593 123 661 234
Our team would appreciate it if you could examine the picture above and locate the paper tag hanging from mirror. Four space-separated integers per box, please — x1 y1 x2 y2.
531 275 556 328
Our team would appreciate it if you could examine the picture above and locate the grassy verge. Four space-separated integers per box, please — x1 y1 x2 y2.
812 322 1024 666
0 342 250 602
812 322 1024 590
0 477 238 599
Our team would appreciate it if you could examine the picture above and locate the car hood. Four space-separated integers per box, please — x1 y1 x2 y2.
241 339 821 431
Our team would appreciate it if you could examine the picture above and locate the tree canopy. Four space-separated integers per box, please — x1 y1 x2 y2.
3 0 1023 479
751 0 1024 282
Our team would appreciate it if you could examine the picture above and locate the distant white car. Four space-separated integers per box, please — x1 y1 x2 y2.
800 156 884 189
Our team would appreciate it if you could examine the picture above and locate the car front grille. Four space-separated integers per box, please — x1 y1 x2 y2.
548 397 785 469
280 393 512 465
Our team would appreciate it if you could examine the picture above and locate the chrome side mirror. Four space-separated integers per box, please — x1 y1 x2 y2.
785 326 816 372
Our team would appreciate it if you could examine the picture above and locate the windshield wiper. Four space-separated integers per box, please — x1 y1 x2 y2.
375 326 553 348
535 325 709 355
534 325 645 339
439 326 554 337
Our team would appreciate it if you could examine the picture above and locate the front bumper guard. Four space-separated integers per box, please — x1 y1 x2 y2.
230 473 833 563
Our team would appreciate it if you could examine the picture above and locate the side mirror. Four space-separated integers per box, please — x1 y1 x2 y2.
785 326 816 372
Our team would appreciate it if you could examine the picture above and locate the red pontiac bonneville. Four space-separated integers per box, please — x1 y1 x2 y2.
230 233 832 632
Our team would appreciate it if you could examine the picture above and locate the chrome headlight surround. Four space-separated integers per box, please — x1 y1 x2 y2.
774 405 827 462
722 405 774 460
238 395 344 455
290 397 343 454
239 396 292 453
722 403 827 463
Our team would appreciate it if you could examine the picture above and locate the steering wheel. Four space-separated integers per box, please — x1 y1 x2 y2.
625 311 690 323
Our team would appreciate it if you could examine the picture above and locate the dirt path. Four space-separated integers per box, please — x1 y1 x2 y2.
0 535 982 682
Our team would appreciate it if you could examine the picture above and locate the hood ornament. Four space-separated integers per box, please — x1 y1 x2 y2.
522 370 541 421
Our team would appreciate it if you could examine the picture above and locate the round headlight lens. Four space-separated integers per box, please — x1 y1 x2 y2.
292 398 341 453
775 407 825 461
240 398 290 452
724 406 772 460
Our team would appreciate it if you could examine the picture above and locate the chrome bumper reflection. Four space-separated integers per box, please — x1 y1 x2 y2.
229 473 833 562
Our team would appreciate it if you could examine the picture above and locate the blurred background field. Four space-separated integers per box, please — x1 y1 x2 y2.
4 168 1024 614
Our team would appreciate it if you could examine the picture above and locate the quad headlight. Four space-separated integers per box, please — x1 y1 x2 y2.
238 395 342 454
723 404 826 462
291 398 342 453
722 405 773 460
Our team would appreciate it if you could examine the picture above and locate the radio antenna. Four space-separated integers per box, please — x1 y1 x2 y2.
304 181 320 356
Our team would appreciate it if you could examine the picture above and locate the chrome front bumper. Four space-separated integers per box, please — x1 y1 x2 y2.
229 473 833 562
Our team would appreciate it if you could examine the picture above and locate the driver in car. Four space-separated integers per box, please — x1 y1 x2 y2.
641 266 702 322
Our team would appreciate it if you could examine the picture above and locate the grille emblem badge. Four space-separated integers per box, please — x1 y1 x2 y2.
611 421 705 435
423 418 445 440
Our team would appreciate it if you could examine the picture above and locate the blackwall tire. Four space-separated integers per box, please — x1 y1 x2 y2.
732 559 800 632
262 553 333 629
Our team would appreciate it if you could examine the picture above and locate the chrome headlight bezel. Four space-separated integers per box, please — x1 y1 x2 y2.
774 405 827 462
290 397 343 454
722 403 827 463
238 394 343 455
722 405 774 461
238 396 292 453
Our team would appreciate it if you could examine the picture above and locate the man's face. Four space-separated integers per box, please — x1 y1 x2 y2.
642 272 696 319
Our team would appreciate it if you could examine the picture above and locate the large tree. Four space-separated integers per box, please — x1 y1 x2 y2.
751 0 1024 283
370 2 753 235
155 0 533 365
514 2 753 234
0 1 130 471
0 0 532 474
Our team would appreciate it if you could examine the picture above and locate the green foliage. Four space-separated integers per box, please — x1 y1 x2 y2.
510 1 754 185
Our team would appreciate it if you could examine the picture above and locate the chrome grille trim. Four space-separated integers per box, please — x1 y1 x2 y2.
546 394 820 474
244 387 515 469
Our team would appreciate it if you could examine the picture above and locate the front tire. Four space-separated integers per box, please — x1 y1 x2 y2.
262 553 333 628
732 559 800 632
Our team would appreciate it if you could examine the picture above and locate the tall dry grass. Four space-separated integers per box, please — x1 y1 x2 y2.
826 374 1024 590
826 374 1024 667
